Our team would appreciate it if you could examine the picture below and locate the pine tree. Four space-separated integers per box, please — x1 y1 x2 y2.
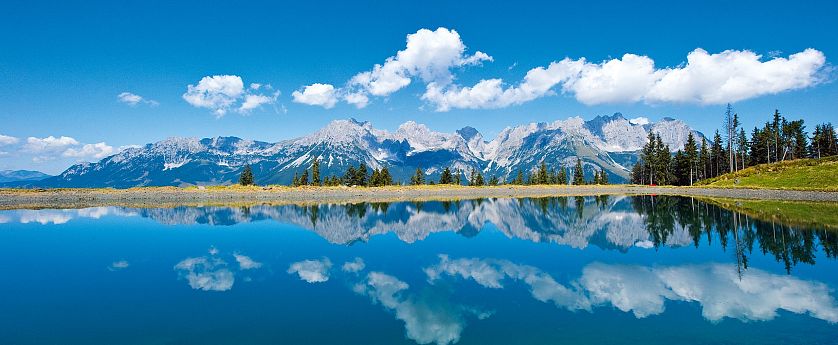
736 128 748 170
572 158 585 185
310 158 321 186
699 139 709 181
439 167 453 184
299 169 309 186
370 168 381 187
380 167 393 186
600 170 608 185
684 132 698 185
343 166 357 186
488 175 499 186
592 170 600 185
474 172 485 186
453 169 462 185
711 131 725 178
239 164 254 186
410 167 425 185
557 167 568 185
537 161 549 185
514 170 524 185
355 163 368 186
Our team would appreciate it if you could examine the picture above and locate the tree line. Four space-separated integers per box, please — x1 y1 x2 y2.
239 158 611 187
631 105 837 186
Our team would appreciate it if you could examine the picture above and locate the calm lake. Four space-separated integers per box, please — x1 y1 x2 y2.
1 195 836 345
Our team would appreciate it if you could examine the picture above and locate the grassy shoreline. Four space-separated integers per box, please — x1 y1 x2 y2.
1 184 837 210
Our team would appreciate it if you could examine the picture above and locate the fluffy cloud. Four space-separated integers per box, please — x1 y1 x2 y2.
233 253 263 270
117 92 158 106
355 271 482 345
294 27 827 110
291 83 338 108
425 255 591 311
426 256 838 323
24 136 79 152
342 257 366 273
183 75 277 116
295 27 491 109
425 48 827 110
174 256 235 291
62 142 115 160
287 258 332 283
0 134 19 146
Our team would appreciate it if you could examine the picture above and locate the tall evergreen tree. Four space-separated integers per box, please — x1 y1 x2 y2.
310 158 321 186
557 167 568 185
513 170 524 185
343 166 357 186
711 131 725 178
684 132 698 185
439 167 453 184
488 175 499 186
572 158 585 185
537 162 549 185
380 167 393 186
355 163 368 186
299 169 309 186
239 164 254 186
410 167 425 185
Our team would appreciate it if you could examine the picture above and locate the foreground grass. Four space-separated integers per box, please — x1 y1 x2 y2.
695 156 838 191
703 197 838 229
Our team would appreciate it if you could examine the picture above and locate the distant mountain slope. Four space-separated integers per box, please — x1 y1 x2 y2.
7 114 706 188
0 170 51 183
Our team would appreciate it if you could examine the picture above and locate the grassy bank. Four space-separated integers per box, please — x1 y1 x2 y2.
702 197 838 230
695 156 838 191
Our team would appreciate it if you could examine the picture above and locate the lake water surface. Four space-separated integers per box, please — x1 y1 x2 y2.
1 196 836 344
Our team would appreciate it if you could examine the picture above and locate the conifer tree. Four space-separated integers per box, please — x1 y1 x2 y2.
380 167 393 186
488 175 499 186
600 170 608 185
310 158 321 186
684 132 698 185
410 167 425 185
299 169 309 186
537 162 549 185
439 167 453 184
343 166 357 186
513 170 524 185
355 163 368 186
239 164 254 186
573 158 585 185
474 172 485 186
557 167 568 185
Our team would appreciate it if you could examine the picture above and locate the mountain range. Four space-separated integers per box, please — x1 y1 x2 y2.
6 113 705 188
0 170 51 183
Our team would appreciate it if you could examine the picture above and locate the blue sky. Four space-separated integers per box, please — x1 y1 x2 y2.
1 0 836 174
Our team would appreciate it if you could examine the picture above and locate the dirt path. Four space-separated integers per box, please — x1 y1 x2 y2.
1 185 836 209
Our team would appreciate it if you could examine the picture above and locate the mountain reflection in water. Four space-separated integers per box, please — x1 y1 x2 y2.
5 196 835 273
1 195 837 345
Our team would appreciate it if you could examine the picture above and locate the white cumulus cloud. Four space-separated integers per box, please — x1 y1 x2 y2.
183 75 277 116
174 256 234 292
287 258 332 283
62 142 115 160
425 48 827 110
291 83 338 108
295 27 491 109
24 136 79 152
0 134 19 146
342 257 366 273
233 253 263 270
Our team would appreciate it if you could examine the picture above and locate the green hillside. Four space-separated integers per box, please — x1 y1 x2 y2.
695 156 838 191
